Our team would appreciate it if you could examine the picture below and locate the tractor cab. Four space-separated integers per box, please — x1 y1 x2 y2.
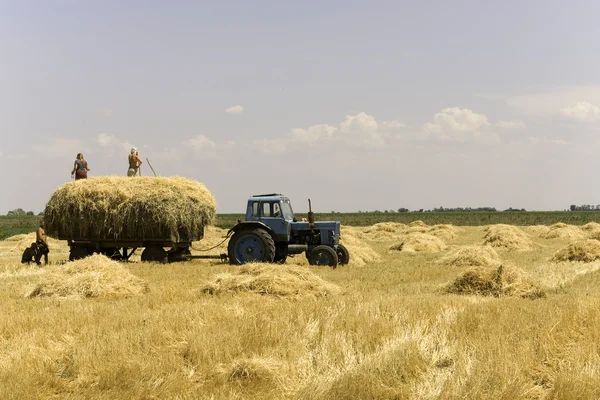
245 194 294 241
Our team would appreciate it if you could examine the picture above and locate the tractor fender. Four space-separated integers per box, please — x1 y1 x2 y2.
228 221 275 240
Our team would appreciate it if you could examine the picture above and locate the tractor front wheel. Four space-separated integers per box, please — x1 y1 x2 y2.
228 228 276 265
336 244 350 266
308 245 339 268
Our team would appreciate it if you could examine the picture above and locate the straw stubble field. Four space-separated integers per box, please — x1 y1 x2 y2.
2 222 600 399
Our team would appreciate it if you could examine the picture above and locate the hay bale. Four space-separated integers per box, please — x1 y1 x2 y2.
483 224 534 251
444 264 545 299
552 239 600 262
341 227 382 266
200 263 340 298
542 223 584 240
389 233 447 254
437 245 501 268
43 176 216 242
406 226 428 234
26 254 149 299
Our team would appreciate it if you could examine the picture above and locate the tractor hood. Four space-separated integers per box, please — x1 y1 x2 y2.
291 221 340 232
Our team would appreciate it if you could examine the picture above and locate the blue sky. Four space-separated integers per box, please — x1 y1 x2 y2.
2 1 600 213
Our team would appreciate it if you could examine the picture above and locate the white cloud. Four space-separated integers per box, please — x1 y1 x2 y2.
96 133 134 153
0 149 3 157
551 139 570 145
225 105 244 114
103 109 113 117
184 135 216 152
496 119 526 129
291 124 336 144
291 112 402 149
253 138 286 154
560 101 600 122
423 107 497 144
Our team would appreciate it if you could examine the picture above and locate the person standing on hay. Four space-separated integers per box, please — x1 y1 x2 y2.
71 153 90 180
127 147 143 177
34 220 49 265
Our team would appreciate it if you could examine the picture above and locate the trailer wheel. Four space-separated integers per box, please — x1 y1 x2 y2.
336 244 350 265
308 245 339 268
69 246 90 261
228 228 275 265
141 246 168 263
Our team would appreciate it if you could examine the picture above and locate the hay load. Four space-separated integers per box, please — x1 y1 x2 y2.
26 254 149 299
542 223 584 240
43 176 216 242
437 245 501 268
552 239 600 262
444 264 545 299
483 224 535 251
200 263 340 298
389 233 447 254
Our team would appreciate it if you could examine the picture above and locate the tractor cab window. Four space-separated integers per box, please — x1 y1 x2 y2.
262 202 272 217
273 203 282 217
261 202 282 218
252 202 260 217
281 199 294 221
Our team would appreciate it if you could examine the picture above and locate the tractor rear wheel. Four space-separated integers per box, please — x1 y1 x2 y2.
141 246 168 263
228 228 276 265
336 244 350 265
69 246 90 261
308 245 339 268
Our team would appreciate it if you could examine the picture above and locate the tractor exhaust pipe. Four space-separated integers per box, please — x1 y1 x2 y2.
308 199 315 229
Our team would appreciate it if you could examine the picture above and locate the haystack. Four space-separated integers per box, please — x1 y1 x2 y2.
200 263 340 298
341 227 382 266
552 239 600 262
427 224 458 241
409 220 428 227
43 176 216 242
437 245 501 268
581 222 600 240
363 222 405 233
444 264 545 299
542 223 584 240
361 223 405 241
483 224 534 251
389 233 447 254
26 254 149 299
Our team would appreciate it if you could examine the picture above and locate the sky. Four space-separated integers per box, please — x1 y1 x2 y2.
2 0 600 214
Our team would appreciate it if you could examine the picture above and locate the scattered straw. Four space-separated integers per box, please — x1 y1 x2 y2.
200 263 340 298
437 245 501 268
444 264 545 299
552 239 600 262
389 233 447 254
483 224 535 251
43 176 216 242
542 223 584 240
26 254 149 299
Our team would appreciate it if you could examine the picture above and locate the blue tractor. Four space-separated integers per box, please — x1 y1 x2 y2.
227 194 349 268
